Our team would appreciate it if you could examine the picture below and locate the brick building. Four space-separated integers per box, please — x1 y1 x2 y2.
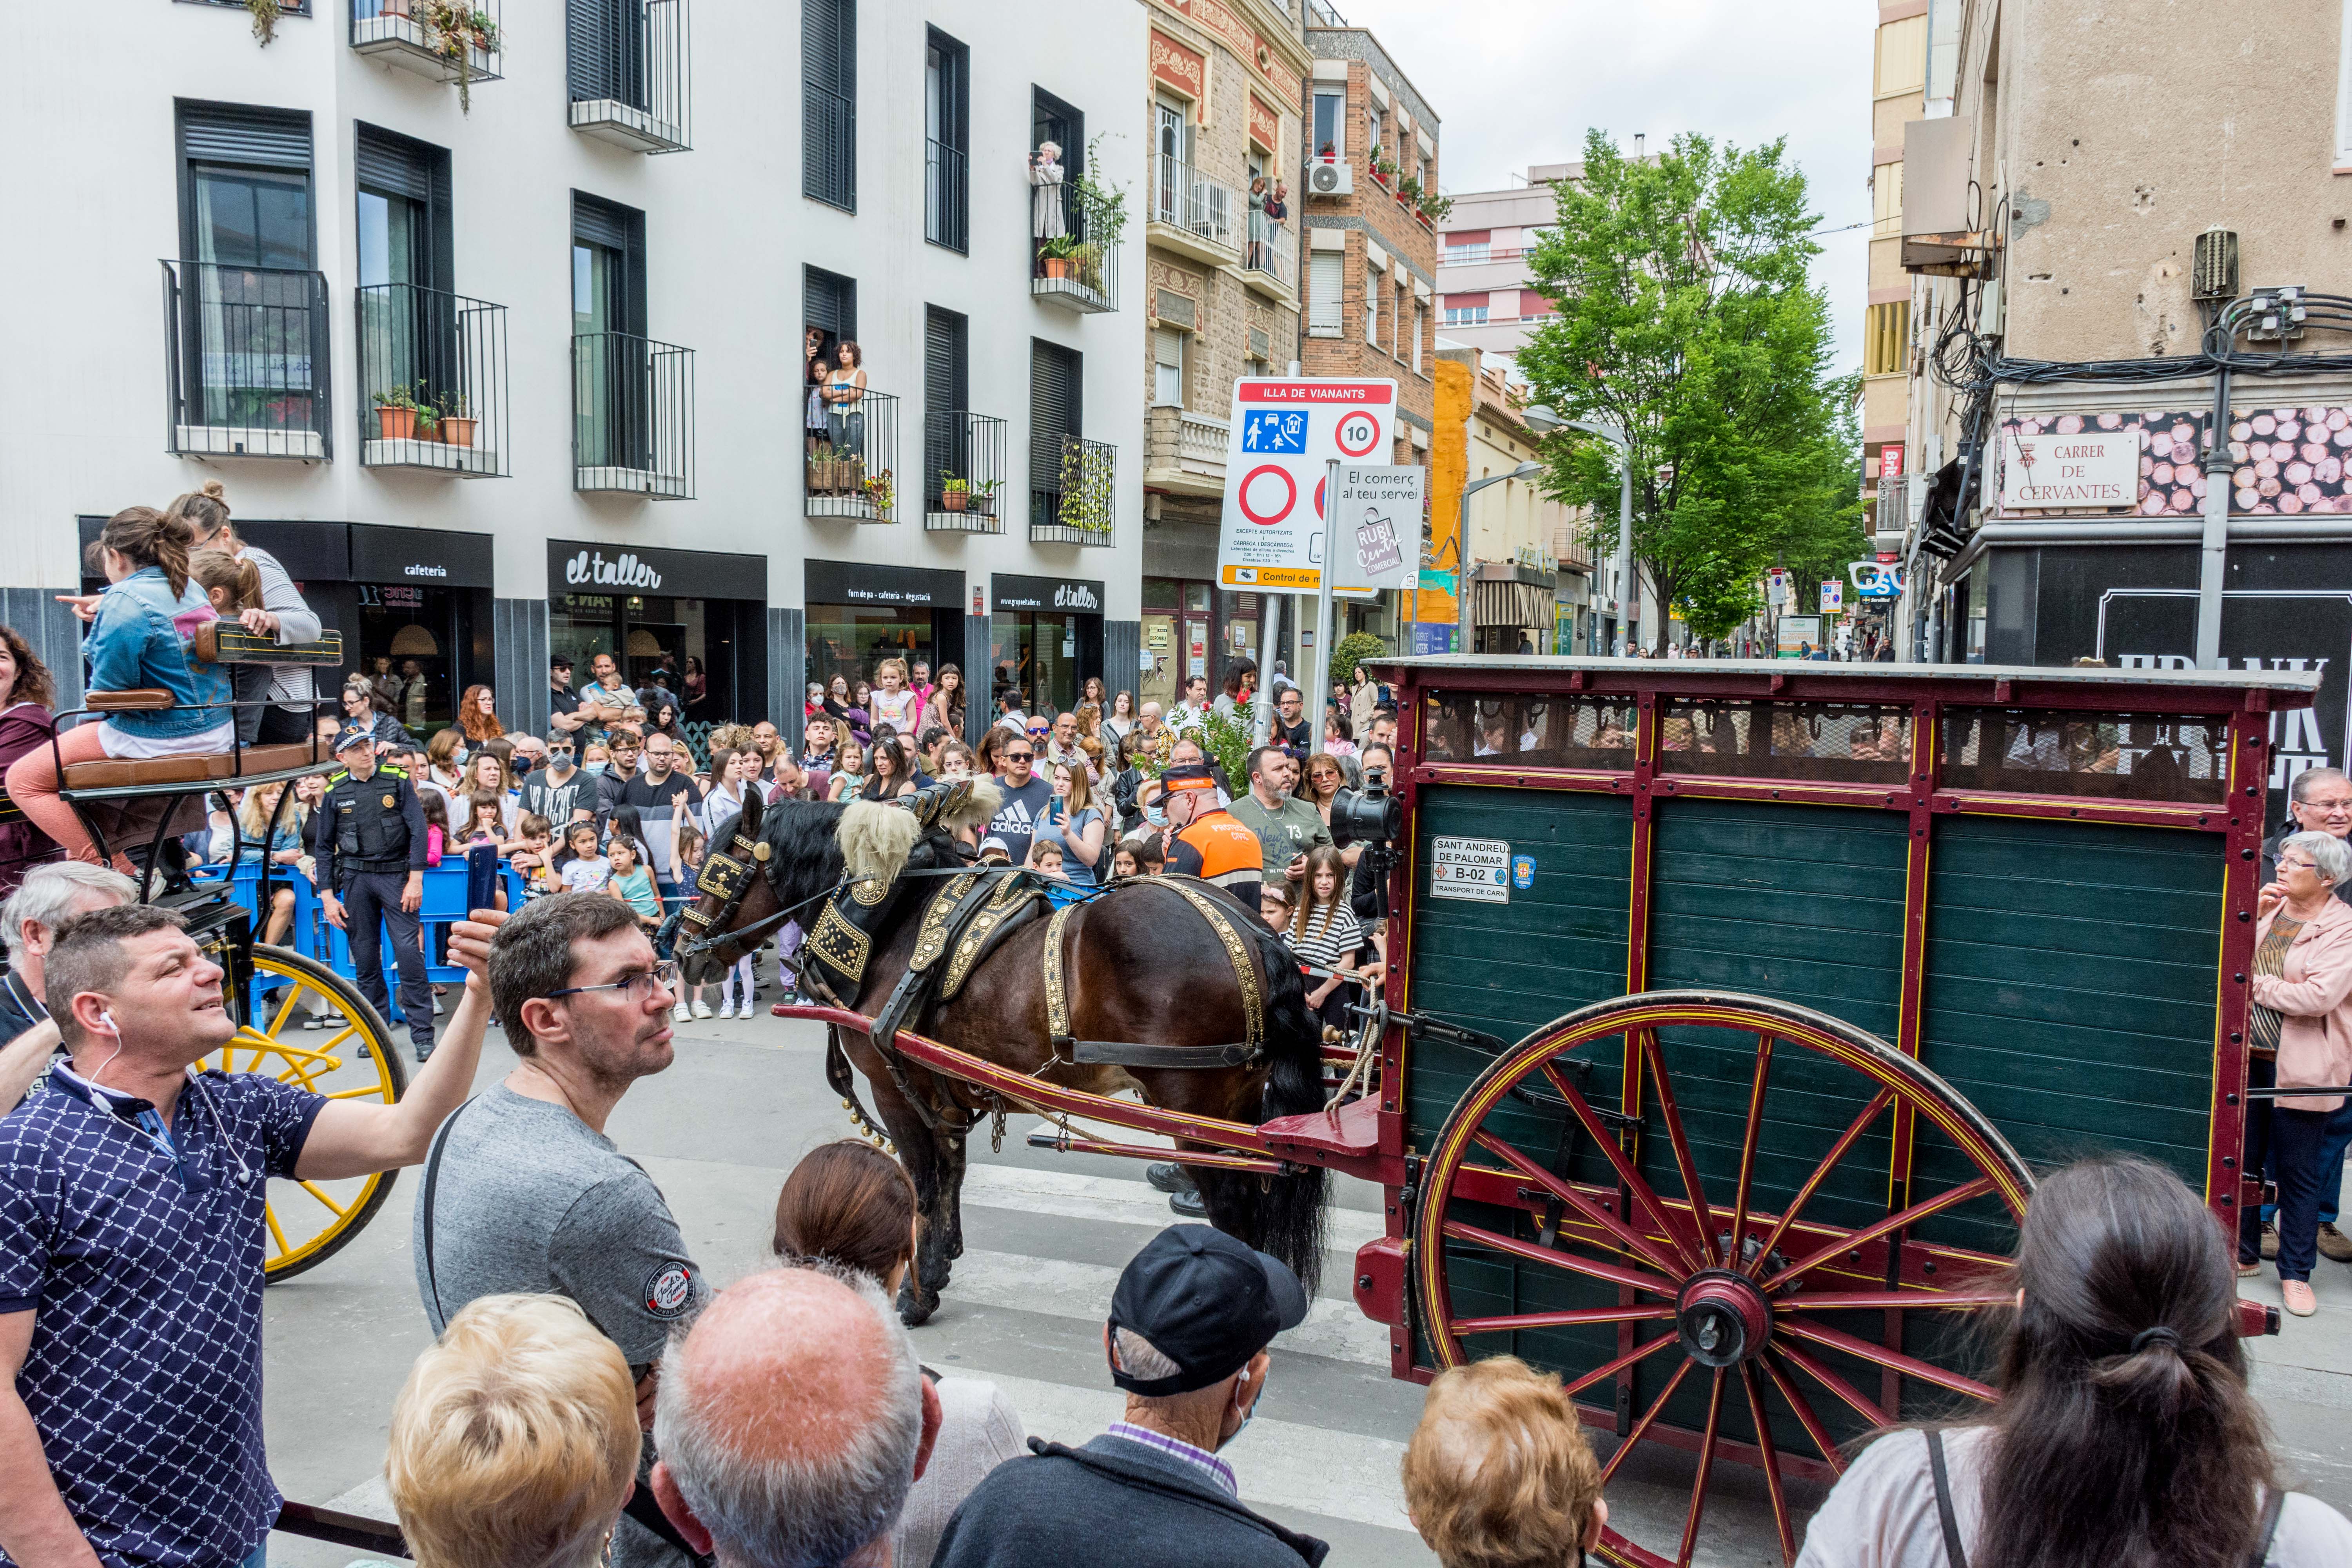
1299 16 1441 649
1136 0 1312 713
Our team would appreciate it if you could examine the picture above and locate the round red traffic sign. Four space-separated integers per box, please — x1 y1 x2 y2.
1334 412 1382 458
1238 464 1297 525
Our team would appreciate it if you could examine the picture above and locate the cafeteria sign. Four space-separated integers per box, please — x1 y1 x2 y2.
2000 428 2143 510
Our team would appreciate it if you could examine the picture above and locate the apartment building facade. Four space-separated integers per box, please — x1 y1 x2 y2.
1863 3 1927 554
1434 165 1566 371
1134 0 1310 712
1299 20 1441 649
1 0 1145 749
1898 0 2352 817
1454 349 1591 652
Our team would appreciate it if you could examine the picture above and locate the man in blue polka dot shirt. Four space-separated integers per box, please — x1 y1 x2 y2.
0 902 493 1568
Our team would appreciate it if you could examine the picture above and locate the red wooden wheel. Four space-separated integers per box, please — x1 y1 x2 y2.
1412 991 2034 1568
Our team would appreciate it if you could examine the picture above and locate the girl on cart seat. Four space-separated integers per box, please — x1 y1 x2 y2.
5 507 229 871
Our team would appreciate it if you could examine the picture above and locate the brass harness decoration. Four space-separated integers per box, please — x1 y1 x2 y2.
1042 880 1263 1058
942 873 1040 999
910 871 981 972
806 900 873 985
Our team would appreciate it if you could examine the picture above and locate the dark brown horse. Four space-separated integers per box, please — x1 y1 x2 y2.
678 788 1328 1325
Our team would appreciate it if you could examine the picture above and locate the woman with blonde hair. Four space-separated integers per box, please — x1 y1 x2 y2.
234 781 307 944
386 1294 639 1568
1402 1356 1607 1568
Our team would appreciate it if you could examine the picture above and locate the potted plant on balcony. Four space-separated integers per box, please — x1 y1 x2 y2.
413 398 442 444
807 441 842 495
374 384 419 442
1417 192 1452 227
1073 241 1107 298
938 475 971 513
420 0 498 113
863 469 895 518
247 0 281 47
1040 233 1078 281
1397 176 1421 205
439 391 477 449
970 478 1001 517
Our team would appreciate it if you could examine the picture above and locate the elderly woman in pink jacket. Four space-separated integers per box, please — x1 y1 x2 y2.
2247 829 2352 1317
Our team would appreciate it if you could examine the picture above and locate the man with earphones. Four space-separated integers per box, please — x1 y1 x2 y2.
0 899 495 1568
0 864 137 1115
931 1225 1326 1568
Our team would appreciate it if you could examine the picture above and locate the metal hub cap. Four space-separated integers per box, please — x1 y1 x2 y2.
1676 1270 1771 1368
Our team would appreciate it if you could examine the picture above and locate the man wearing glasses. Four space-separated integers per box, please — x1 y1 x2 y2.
987 735 1053 867
2259 766 2352 1267
410 893 705 1568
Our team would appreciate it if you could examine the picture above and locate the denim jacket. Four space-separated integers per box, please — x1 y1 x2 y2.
86 566 230 741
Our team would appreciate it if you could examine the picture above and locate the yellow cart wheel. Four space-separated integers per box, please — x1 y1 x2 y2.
194 945 409 1282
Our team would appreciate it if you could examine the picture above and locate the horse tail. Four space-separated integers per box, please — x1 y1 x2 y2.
1252 939 1329 1298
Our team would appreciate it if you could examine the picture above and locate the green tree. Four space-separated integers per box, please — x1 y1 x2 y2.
1516 130 1863 651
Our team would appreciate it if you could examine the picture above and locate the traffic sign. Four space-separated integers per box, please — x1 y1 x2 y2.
1218 378 1397 590
1819 579 1844 613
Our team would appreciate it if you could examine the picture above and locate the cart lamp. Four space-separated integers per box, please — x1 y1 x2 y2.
1329 783 1404 848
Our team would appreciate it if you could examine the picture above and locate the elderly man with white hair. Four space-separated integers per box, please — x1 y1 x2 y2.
0 861 136 1112
652 1267 942 1568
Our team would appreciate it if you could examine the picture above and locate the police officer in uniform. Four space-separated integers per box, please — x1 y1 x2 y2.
1159 762 1265 911
314 725 433 1060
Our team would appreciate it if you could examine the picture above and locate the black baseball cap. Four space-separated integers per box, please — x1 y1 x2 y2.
1105 1225 1307 1396
551 653 574 670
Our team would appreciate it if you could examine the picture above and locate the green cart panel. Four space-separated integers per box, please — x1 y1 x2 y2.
1405 785 1632 1148
1918 814 2223 1246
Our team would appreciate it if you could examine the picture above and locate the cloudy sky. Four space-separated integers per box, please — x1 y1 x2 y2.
1328 0 1875 371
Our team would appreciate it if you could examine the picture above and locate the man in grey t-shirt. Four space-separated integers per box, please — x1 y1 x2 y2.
1224 745 1329 885
415 893 703 1568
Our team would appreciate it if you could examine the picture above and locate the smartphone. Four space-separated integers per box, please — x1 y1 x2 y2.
466 842 499 916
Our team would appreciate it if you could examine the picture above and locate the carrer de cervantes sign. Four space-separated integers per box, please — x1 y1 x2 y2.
1999 427 2144 510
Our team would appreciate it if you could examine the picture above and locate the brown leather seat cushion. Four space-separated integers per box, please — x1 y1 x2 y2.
62 742 327 791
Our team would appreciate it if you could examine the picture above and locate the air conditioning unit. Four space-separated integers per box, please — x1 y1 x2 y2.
1307 161 1353 197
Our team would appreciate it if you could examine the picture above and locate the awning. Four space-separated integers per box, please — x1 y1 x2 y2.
1473 579 1554 629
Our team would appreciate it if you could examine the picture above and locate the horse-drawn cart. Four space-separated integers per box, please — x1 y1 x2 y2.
710 656 2308 1568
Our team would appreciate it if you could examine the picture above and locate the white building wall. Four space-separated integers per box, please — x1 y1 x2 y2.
0 0 1146 735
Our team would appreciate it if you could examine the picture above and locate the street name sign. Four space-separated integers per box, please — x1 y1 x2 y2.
1218 378 1397 591
1999 427 2143 510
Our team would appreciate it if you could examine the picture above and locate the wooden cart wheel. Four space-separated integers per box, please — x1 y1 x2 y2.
1413 991 2034 1568
193 945 407 1282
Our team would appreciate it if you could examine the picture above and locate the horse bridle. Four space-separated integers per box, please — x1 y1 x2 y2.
675 823 833 964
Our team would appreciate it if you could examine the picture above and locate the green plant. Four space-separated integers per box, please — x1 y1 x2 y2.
414 400 441 438
1073 132 1131 248
1191 707 1253 793
246 0 281 46
1418 193 1454 224
1329 632 1390 687
863 470 895 514
1072 241 1105 295
1041 232 1079 261
374 384 417 411
811 441 836 462
938 474 970 495
419 0 496 113
1397 176 1422 202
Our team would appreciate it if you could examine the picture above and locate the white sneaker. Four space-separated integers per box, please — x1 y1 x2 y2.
717 1002 737 1019
671 1003 691 1024
691 999 713 1019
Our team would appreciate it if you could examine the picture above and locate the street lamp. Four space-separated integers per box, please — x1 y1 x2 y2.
1559 417 1634 655
1455 461 1543 655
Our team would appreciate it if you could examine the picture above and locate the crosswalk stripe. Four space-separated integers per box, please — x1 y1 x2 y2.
967 1368 1418 1538
958 1161 1388 1255
941 1248 1392 1368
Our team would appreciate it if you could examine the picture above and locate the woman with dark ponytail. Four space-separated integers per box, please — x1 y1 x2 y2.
4 507 231 869
169 480 327 745
1797 1156 2352 1567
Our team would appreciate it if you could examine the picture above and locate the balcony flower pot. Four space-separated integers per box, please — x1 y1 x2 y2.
1043 257 1075 280
440 415 477 448
941 490 969 512
376 404 417 441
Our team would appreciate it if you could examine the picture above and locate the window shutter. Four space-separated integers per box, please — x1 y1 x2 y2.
572 194 636 252
1309 252 1342 334
355 125 434 201
803 266 857 343
1030 341 1079 493
179 102 311 169
803 0 857 209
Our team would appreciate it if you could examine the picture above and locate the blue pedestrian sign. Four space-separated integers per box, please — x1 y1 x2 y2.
1241 408 1309 454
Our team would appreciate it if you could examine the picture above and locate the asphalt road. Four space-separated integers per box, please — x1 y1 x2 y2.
254 1006 2352 1568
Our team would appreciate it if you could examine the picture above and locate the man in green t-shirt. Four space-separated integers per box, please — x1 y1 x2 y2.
1225 744 1330 887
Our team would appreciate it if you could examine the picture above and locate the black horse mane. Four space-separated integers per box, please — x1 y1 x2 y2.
755 796 851 907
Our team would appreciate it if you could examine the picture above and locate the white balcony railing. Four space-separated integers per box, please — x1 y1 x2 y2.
1151 155 1239 254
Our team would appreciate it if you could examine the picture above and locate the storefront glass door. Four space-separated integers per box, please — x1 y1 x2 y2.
1140 614 1177 712
355 582 457 733
992 612 1080 716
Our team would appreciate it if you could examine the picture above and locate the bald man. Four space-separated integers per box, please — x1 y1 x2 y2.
652 1268 942 1568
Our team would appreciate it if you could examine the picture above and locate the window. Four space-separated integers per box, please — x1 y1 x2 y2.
1517 288 1556 322
572 193 648 470
1866 299 1909 375
1309 251 1342 336
1365 103 1385 169
1311 89 1344 162
355 125 453 420
1411 303 1423 371
1364 256 1381 345
1442 242 1491 265
1154 97 1191 226
1029 338 1082 526
923 304 969 499
804 265 858 374
176 102 320 434
1152 327 1187 408
1443 305 1488 326
925 29 968 251
1871 160 1904 237
2339 1 2352 165
803 0 855 211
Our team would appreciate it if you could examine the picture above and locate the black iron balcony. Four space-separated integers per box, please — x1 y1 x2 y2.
807 389 900 522
356 284 509 477
925 410 1005 533
350 0 502 108
162 260 332 461
1030 180 1119 315
1243 210 1296 298
572 332 693 497
568 0 690 153
926 138 967 252
1029 436 1116 546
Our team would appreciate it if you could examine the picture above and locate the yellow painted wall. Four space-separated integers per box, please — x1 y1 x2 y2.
1416 358 1472 625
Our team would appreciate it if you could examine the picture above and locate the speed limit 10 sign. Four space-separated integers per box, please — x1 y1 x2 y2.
1218 378 1397 591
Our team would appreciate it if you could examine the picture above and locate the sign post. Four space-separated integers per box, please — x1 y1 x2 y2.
1220 377 1401 756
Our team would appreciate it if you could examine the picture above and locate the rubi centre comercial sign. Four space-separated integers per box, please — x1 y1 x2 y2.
1998 427 2143 510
